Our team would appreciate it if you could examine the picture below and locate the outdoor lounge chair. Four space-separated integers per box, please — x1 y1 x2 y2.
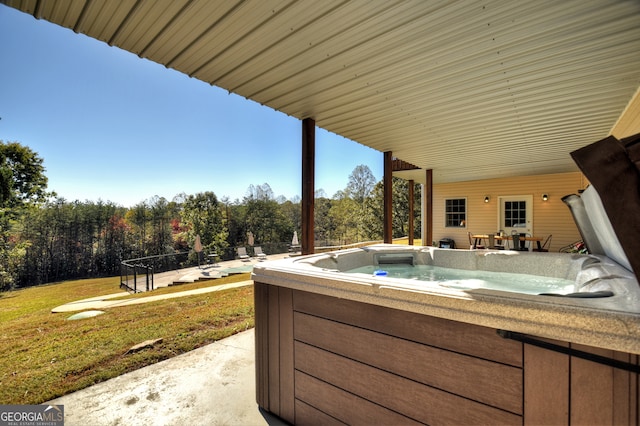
254 246 267 260
237 247 250 261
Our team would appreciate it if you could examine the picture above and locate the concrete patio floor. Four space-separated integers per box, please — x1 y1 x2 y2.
47 329 287 426
46 253 295 425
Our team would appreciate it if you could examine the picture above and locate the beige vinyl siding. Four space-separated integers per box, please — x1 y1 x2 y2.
431 172 587 252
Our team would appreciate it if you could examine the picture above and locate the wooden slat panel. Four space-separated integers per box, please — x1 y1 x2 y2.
294 399 347 426
524 342 569 425
570 345 615 425
524 339 639 426
253 282 269 409
632 355 639 426
295 341 522 425
612 351 633 426
295 372 419 426
267 284 280 415
278 287 295 423
293 289 522 366
295 311 522 414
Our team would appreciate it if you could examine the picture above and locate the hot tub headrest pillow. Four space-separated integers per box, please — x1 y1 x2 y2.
571 133 640 280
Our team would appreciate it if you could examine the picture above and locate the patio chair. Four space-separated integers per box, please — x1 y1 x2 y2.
237 247 250 261
493 231 507 249
511 232 530 251
468 232 484 249
533 234 552 252
254 246 267 260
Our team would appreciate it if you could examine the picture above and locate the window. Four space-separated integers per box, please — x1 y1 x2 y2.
504 200 527 228
498 195 533 235
445 198 466 227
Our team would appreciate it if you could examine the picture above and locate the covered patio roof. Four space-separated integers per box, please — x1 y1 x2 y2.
4 0 640 185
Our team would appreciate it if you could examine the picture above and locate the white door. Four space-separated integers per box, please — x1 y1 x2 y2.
498 195 533 235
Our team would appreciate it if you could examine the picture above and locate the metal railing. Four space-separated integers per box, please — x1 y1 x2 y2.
120 261 153 293
120 251 191 293
119 239 405 292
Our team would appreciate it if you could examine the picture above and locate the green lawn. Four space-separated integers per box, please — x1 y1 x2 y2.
0 274 254 404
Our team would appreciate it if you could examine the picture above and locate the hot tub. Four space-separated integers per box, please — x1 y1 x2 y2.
253 245 640 424
252 193 640 424
284 244 637 299
253 244 640 352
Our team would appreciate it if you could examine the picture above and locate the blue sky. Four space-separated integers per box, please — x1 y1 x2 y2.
0 6 382 207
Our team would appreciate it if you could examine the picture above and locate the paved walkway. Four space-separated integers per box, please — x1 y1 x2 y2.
126 252 294 290
52 281 254 313
53 253 292 313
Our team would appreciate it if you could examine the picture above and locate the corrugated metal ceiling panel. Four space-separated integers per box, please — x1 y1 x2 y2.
108 0 192 55
74 1 137 40
140 1 237 64
2 0 640 184
220 1 402 92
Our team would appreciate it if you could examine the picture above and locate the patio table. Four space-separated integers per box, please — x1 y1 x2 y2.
472 234 543 250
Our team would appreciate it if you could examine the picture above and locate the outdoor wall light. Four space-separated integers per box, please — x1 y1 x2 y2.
542 193 549 201
484 195 490 203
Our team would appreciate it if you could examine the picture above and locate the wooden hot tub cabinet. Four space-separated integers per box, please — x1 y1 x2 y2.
255 282 639 425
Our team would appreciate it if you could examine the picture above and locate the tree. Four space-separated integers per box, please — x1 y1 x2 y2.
0 141 48 209
16 199 128 287
226 201 246 258
329 193 360 244
280 198 301 244
363 177 420 240
245 183 274 202
0 141 49 290
243 184 291 250
346 165 376 205
126 202 150 257
181 191 229 263
147 196 174 255
314 196 334 245
104 211 130 271
335 165 378 242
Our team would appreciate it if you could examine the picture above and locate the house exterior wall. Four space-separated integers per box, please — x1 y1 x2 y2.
430 172 587 252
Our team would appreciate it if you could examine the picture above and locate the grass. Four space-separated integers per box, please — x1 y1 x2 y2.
0 273 254 404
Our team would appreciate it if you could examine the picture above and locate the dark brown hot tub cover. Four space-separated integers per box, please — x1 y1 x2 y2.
571 132 640 280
